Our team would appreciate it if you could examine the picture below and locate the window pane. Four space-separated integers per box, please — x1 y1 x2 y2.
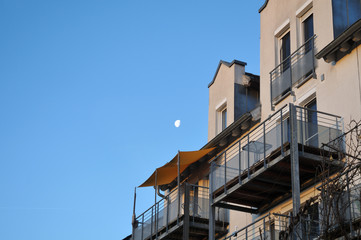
222 109 227 130
332 0 361 38
332 0 348 38
348 0 361 26
281 32 291 70
303 14 314 53
304 15 314 42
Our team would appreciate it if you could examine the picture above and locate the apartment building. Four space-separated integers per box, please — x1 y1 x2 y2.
209 0 361 239
129 0 361 239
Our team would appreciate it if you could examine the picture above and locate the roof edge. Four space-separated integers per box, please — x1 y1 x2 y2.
258 0 269 13
208 60 247 88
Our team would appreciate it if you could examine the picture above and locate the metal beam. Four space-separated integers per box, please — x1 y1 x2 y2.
215 202 258 214
256 176 291 188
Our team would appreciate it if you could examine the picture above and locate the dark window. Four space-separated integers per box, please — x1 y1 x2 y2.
306 99 318 147
332 0 361 38
303 14 314 52
280 32 291 70
221 108 227 130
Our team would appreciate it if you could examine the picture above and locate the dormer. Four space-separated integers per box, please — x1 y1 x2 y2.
208 60 260 141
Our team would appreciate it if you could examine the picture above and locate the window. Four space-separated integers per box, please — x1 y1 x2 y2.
216 102 227 134
332 0 361 38
303 14 314 53
221 108 227 131
280 32 291 71
305 99 318 147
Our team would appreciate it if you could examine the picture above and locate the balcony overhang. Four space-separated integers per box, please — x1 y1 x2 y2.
212 143 344 214
316 19 361 63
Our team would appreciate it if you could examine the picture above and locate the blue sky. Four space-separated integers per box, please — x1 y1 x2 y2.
0 1 262 239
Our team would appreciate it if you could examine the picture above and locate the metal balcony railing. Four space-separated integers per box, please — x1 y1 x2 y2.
210 104 343 196
270 35 316 105
132 183 228 240
221 213 295 240
220 167 361 240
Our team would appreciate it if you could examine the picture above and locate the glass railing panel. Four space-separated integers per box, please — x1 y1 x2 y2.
271 36 316 104
211 106 289 194
271 68 292 103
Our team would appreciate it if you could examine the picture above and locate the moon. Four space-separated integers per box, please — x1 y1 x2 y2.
174 120 181 128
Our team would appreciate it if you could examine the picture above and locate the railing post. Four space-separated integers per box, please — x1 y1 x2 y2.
239 141 242 184
166 196 169 233
247 135 250 179
132 187 137 240
289 52 293 89
246 227 248 240
209 162 215 240
270 72 274 110
151 207 153 238
263 122 267 168
336 117 341 160
311 36 316 79
224 152 227 194
177 151 180 225
281 109 284 156
141 214 144 240
300 108 304 155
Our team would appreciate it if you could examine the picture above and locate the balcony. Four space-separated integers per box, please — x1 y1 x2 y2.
218 166 361 240
270 36 316 105
133 183 228 240
210 104 344 214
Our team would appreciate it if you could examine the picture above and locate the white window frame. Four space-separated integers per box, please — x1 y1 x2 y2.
215 100 227 134
298 9 314 47
274 19 290 67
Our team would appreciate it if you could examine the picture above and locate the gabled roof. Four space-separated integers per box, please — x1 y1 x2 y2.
208 60 247 88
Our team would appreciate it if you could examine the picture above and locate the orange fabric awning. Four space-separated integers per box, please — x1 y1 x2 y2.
139 148 215 187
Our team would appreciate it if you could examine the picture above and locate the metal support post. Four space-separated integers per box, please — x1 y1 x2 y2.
132 187 136 240
224 152 227 193
193 185 198 221
300 109 304 155
177 150 180 225
183 183 190 240
166 196 169 233
336 117 341 159
151 207 154 238
270 73 274 111
311 37 316 79
263 122 267 168
154 171 158 239
209 162 215 240
141 214 144 240
290 104 301 239
238 141 242 184
247 135 250 179
281 110 284 156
